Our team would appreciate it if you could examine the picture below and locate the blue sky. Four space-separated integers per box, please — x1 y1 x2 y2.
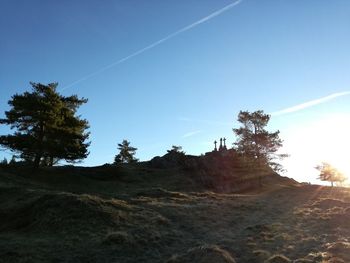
1 0 350 183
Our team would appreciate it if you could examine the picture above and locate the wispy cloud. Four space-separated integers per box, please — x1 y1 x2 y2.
59 0 243 92
182 130 202 138
271 91 350 116
178 117 231 126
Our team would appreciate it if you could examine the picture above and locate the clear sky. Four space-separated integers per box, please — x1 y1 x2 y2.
1 0 350 184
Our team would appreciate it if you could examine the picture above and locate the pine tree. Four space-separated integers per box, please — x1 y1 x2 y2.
0 82 90 168
233 110 287 173
114 140 138 164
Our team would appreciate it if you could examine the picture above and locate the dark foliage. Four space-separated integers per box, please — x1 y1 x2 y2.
114 140 138 164
0 82 90 168
167 145 185 154
233 110 287 173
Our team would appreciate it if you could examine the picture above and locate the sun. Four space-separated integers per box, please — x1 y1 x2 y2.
281 113 350 184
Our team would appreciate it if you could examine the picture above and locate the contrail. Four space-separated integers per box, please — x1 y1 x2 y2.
182 130 202 138
271 91 350 116
60 0 243 92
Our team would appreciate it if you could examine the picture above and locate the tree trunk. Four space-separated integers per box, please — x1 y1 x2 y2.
33 121 45 170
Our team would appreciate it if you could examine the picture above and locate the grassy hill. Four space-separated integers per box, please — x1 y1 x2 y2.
1 155 350 262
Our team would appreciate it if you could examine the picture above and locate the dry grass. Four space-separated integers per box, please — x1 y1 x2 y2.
1 166 350 262
166 245 236 263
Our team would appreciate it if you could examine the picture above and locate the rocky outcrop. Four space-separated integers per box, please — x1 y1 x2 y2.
149 151 187 168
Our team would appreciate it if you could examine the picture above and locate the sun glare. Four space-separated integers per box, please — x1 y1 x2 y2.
282 114 350 184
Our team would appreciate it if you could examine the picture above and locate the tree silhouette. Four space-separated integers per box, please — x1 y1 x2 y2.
233 110 287 173
167 145 185 154
9 156 16 166
114 140 138 164
0 82 90 168
315 162 346 187
0 158 7 166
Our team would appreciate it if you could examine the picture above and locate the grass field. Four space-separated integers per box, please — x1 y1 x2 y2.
1 163 349 263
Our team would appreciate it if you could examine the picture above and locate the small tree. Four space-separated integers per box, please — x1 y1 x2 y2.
167 145 185 154
315 162 346 187
114 140 138 164
233 110 287 173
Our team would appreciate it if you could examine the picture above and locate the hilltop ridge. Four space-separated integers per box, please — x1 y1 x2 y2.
4 154 349 263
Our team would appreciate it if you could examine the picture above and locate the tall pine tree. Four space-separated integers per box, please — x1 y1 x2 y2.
0 82 90 168
233 110 287 173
